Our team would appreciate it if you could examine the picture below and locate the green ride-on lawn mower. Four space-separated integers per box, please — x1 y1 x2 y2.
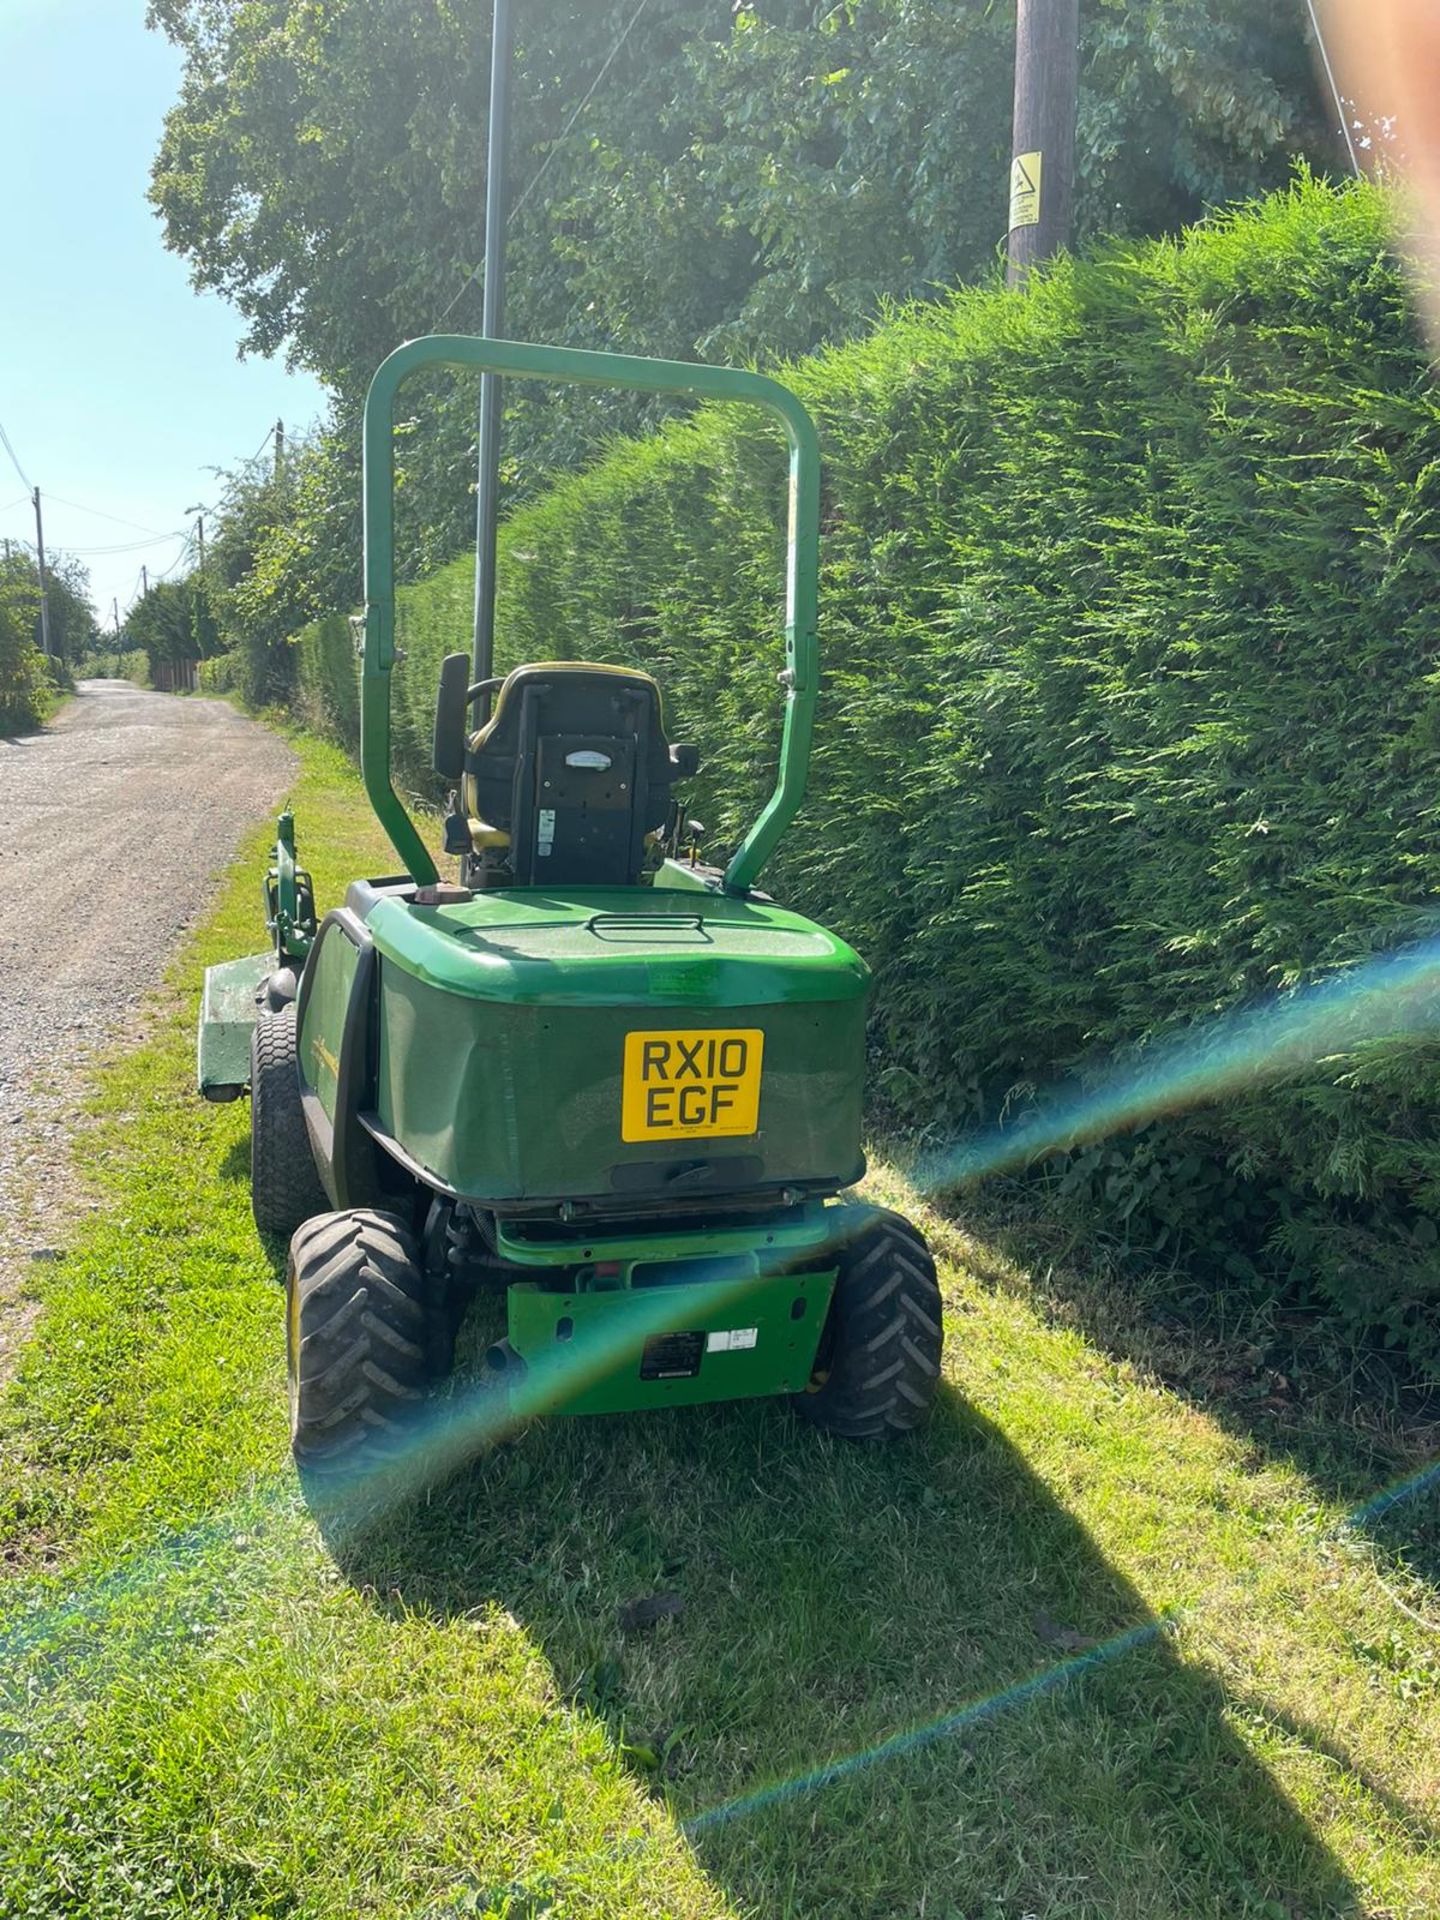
197 336 942 1479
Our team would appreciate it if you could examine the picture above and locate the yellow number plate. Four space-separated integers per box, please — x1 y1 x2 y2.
621 1028 764 1142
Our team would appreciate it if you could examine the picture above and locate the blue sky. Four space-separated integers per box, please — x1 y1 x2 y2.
0 0 326 622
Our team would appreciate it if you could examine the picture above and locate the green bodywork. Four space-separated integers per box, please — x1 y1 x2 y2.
505 1265 837 1418
199 336 863 1418
295 880 867 1207
367 876 865 1007
196 811 320 1100
196 950 273 1098
265 811 317 964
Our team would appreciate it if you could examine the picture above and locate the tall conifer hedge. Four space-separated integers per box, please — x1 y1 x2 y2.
301 179 1440 1363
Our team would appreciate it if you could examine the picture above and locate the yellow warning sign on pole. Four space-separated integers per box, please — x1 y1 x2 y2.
1010 150 1043 231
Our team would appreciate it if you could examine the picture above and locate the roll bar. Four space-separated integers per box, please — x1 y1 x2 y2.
361 335 821 895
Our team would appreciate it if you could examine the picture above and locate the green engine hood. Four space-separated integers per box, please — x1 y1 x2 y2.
365 883 868 1011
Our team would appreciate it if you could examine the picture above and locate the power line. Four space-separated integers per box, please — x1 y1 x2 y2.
58 531 188 558
435 0 652 330
156 533 196 582
0 493 30 515
0 419 32 493
42 492 172 538
1304 0 1364 180
511 0 651 223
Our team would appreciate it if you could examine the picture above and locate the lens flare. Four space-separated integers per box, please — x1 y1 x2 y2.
919 933 1440 1191
11 914 1440 1826
1 1217 877 1684
683 1617 1172 1835
0 1489 286 1707
1343 1455 1440 1534
305 1207 877 1516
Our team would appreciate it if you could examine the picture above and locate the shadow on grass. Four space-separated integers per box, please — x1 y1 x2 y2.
320 1376 1364 1919
216 1137 250 1183
953 1191 1440 1560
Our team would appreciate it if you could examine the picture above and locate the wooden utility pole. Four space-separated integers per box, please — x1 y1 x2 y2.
32 487 52 657
274 418 285 481
1007 0 1080 288
141 564 149 597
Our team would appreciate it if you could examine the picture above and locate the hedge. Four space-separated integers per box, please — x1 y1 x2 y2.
78 646 149 685
0 561 48 735
294 178 1440 1367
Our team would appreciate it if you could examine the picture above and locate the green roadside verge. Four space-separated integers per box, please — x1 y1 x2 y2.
1 734 1437 1920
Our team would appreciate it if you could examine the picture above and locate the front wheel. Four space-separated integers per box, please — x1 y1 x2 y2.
791 1210 943 1440
250 1006 328 1240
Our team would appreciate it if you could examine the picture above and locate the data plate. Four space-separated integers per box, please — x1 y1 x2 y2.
639 1330 706 1381
621 1027 764 1142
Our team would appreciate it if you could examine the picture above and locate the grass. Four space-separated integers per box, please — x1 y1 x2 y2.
1 732 1438 1918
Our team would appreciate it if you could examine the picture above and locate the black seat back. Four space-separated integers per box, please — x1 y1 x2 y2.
464 662 678 886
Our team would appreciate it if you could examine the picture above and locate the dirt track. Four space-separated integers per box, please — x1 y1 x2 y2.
0 681 296 1375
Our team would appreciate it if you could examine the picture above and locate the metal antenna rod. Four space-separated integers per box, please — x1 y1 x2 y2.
1303 0 1363 181
472 0 514 686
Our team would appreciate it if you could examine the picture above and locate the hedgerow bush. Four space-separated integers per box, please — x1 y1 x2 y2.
0 556 48 734
79 646 148 685
302 178 1440 1366
292 614 358 747
196 653 235 695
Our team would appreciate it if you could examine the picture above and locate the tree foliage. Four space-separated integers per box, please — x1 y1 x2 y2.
123 579 207 681
0 549 92 731
46 554 104 667
0 552 46 733
149 0 1339 655
151 0 1336 388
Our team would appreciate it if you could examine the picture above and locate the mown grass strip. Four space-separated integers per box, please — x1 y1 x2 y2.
1 733 1437 1919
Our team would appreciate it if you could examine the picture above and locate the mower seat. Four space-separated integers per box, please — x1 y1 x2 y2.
462 661 689 886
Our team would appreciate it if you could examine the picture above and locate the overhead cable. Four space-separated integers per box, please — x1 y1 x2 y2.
509 0 651 223
156 534 196 581
43 493 172 538
59 531 189 558
0 419 32 493
434 0 652 329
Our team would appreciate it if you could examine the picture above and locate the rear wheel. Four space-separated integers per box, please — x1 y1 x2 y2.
791 1210 943 1439
287 1209 436 1475
250 1006 328 1240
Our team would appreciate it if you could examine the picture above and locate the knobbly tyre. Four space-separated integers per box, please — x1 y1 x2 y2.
196 337 943 1479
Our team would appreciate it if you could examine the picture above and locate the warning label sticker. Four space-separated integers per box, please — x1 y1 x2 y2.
1010 150 1043 230
706 1328 759 1354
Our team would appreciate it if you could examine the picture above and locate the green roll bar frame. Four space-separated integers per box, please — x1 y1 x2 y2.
361 335 822 896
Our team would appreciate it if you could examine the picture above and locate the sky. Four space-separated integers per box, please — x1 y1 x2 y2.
0 0 326 624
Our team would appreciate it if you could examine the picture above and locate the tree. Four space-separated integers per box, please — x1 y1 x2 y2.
146 0 1339 656
149 0 1337 393
0 550 46 732
124 578 199 680
43 554 102 667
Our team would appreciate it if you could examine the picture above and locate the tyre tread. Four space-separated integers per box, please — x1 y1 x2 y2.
791 1209 943 1441
287 1209 434 1474
251 1007 328 1240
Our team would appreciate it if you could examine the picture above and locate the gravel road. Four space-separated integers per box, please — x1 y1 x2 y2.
0 682 297 1376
